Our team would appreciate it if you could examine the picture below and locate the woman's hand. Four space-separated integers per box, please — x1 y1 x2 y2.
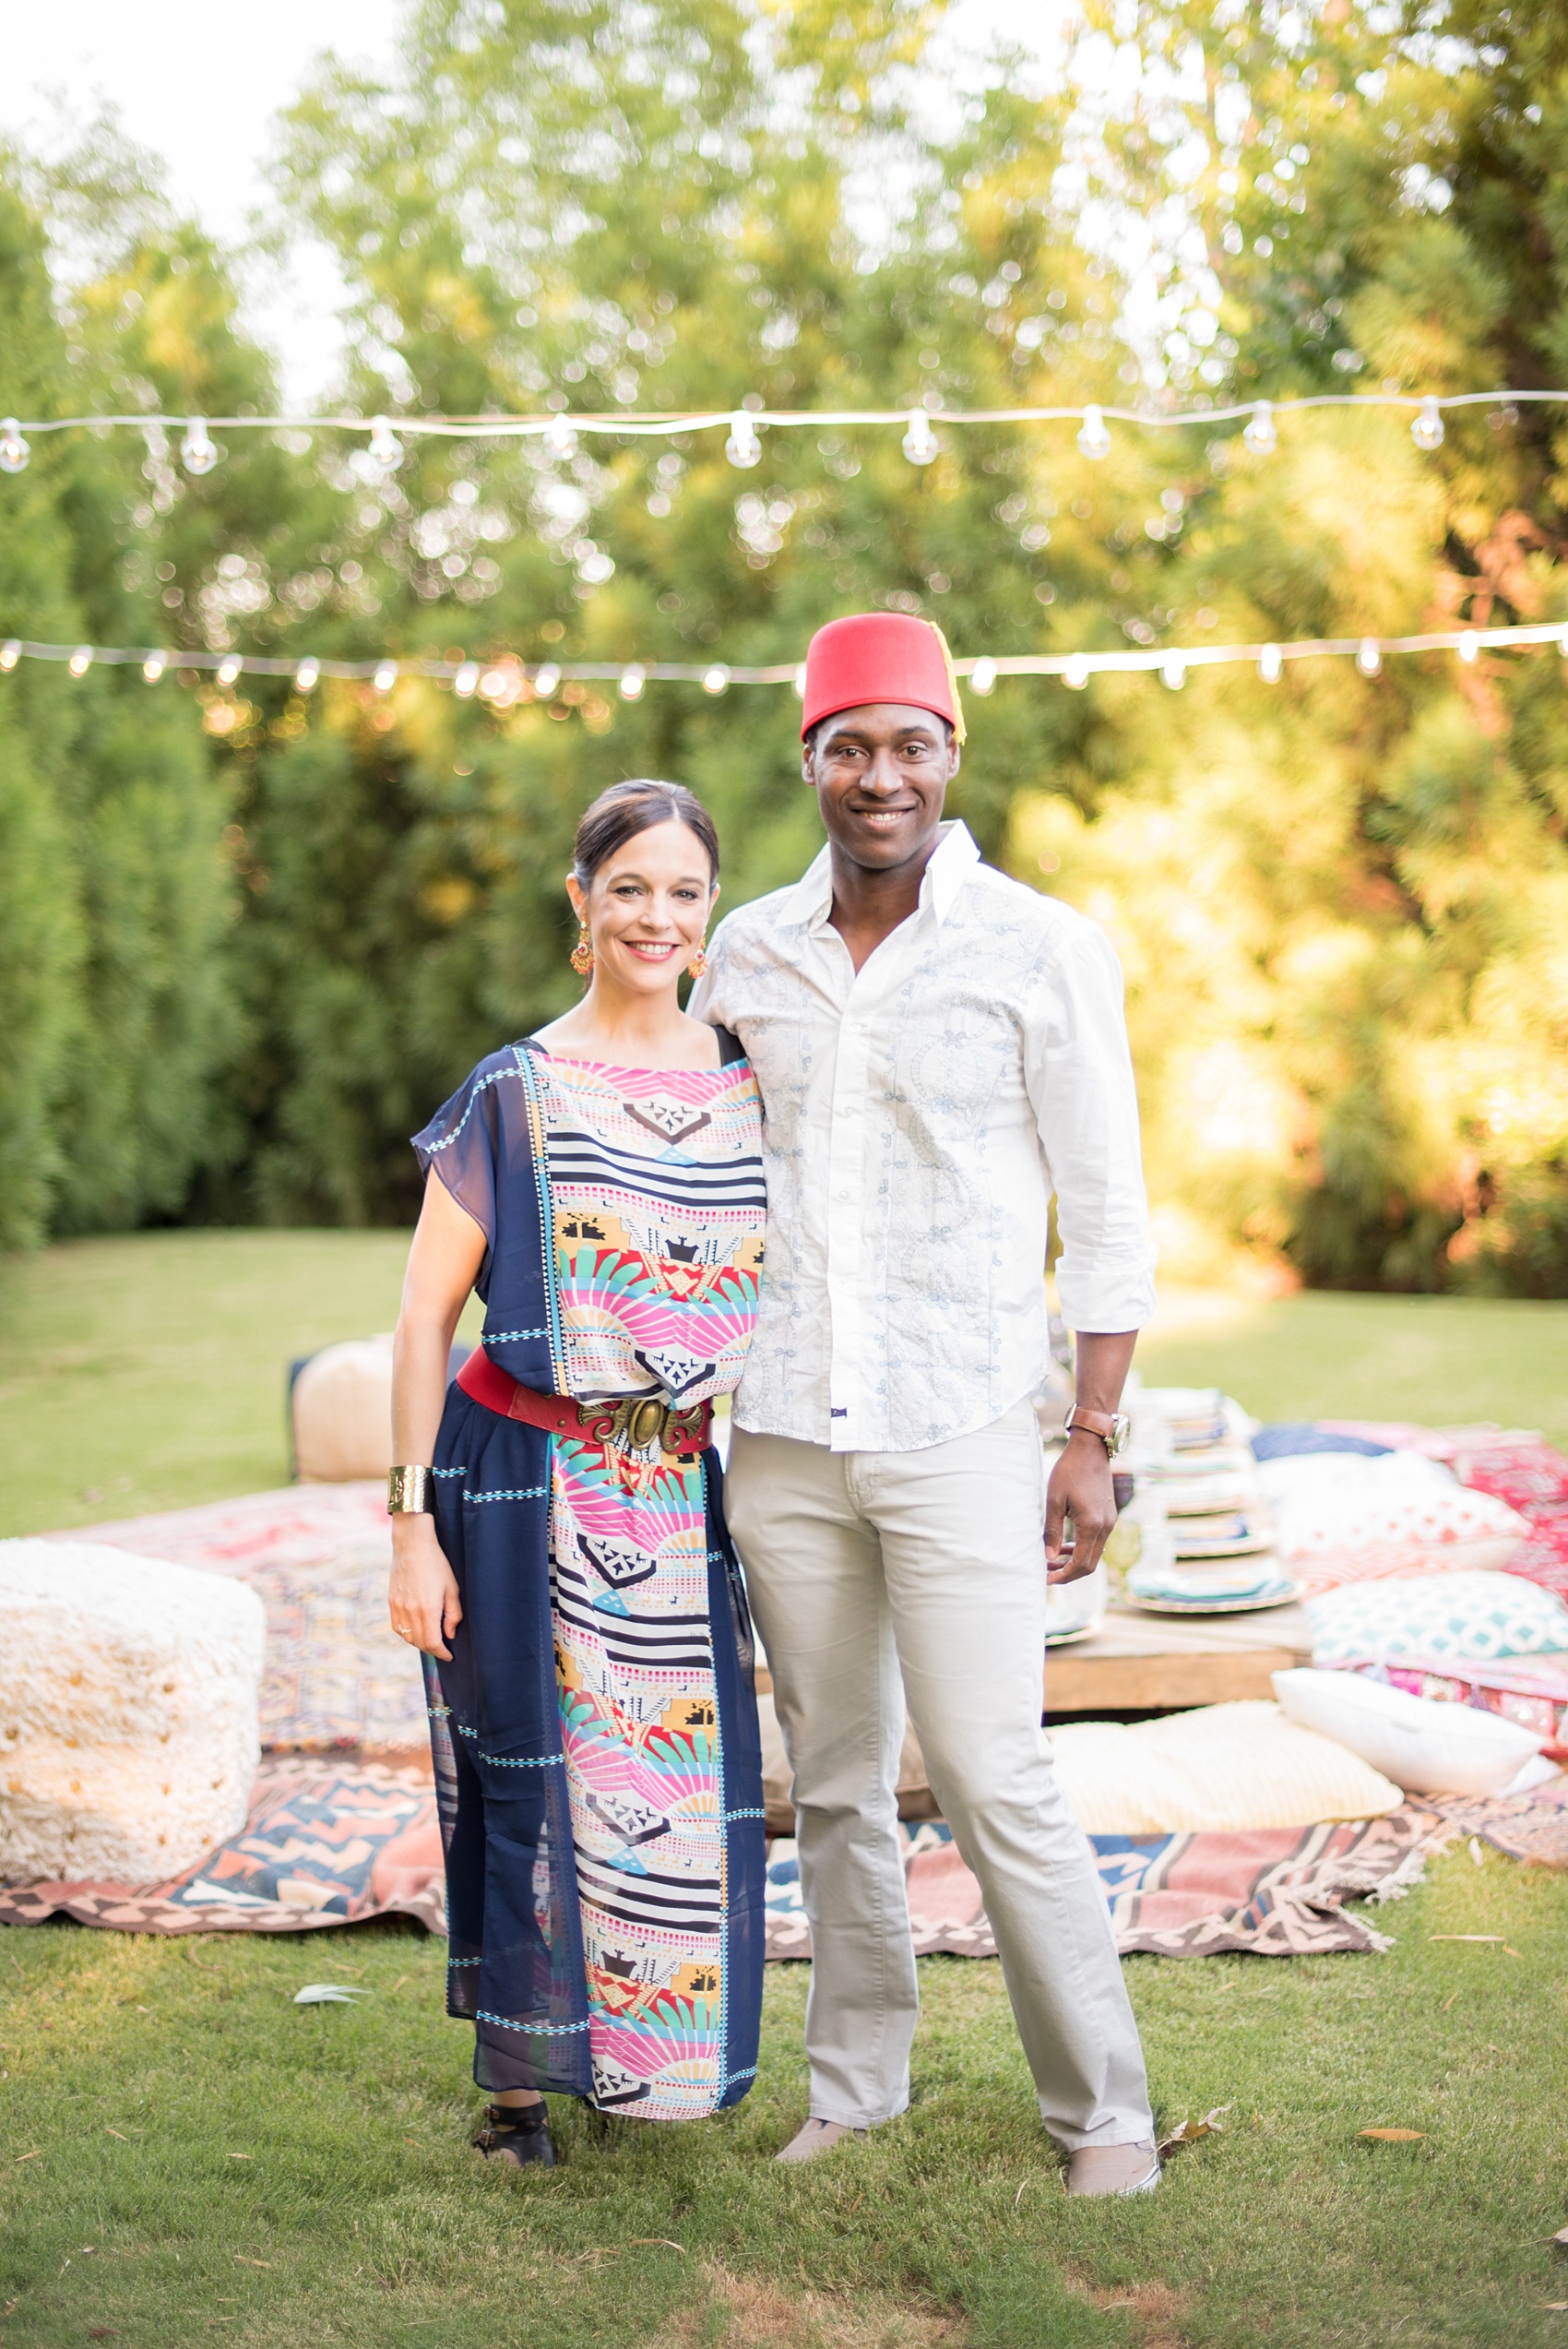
389 1515 463 1660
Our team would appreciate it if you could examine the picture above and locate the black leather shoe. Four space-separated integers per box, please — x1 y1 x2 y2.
472 2100 555 2168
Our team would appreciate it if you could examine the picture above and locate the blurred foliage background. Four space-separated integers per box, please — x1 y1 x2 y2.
2 0 1566 1294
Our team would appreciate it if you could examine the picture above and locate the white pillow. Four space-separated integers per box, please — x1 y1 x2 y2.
1255 1449 1528 1580
1043 1701 1402 1834
1271 1667 1541 1797
1307 1572 1568 1664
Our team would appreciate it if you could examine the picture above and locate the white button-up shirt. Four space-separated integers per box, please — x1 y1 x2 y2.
691 821 1157 1454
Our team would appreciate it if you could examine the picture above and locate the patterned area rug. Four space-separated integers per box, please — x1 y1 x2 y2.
5 1772 1564 1952
43 1485 423 1754
762 1811 1447 1961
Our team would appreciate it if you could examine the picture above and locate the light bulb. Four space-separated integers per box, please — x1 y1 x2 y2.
1076 405 1111 459
794 662 808 698
182 417 219 475
295 657 320 692
455 662 480 698
902 411 938 465
702 664 730 695
970 657 997 696
69 646 92 676
142 651 167 683
480 667 507 701
1411 396 1444 451
218 654 243 686
1 639 20 671
619 663 645 700
374 661 398 692
1356 638 1382 676
1457 628 1478 664
368 416 402 471
1258 643 1283 683
533 662 561 698
1242 400 1277 456
1063 654 1090 689
0 419 30 474
725 413 762 469
547 413 577 459
1160 654 1186 689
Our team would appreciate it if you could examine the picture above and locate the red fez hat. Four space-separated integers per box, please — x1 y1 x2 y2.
801 612 966 745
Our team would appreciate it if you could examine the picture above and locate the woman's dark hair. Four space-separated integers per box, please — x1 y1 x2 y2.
572 779 719 888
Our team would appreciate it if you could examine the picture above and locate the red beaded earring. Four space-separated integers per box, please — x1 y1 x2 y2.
570 921 594 977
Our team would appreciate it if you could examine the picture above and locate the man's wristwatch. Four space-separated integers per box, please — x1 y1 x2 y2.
1063 1406 1131 1458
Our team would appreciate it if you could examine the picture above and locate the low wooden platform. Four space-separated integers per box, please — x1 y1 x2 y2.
1043 1603 1314 1715
754 1604 1314 1718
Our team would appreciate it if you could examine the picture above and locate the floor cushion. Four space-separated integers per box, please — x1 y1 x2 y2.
1042 1700 1402 1834
1255 1449 1529 1591
1307 1571 1568 1665
1272 1666 1541 1797
0 1540 265 1882
291 1336 394 1484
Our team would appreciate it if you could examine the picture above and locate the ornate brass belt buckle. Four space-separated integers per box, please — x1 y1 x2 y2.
612 1394 669 1452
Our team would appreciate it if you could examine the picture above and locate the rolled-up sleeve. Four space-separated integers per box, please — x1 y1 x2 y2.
1023 916 1157 1333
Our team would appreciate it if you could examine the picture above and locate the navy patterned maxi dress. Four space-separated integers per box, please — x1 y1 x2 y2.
412 1036 767 2116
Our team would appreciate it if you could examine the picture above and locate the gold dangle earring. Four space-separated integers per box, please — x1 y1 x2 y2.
686 941 709 978
570 920 594 977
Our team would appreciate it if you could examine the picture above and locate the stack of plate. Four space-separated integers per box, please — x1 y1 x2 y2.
1120 1389 1298 1612
1124 1555 1301 1614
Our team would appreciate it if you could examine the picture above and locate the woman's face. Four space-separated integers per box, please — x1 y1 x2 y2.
566 819 717 996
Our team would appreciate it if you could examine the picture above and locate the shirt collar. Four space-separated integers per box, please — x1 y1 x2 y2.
778 820 980 931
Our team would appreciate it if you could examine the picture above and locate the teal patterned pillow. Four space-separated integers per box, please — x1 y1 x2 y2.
1307 1571 1568 1664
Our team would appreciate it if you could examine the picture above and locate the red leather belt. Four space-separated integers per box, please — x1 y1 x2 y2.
457 1348 712 1459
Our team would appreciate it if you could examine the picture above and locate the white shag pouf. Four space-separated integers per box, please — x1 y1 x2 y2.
291 1335 395 1483
0 1540 265 1884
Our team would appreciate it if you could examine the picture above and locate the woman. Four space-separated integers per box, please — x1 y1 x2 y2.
388 780 766 2169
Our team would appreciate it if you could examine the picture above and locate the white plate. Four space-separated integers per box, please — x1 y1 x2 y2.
1125 1581 1301 1616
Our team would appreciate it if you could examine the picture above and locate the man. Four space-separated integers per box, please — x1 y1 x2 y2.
690 612 1159 2195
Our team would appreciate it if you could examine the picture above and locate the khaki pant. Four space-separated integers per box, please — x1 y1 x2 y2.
726 1401 1153 2150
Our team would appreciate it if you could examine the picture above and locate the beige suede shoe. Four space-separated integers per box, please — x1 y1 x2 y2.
1064 2140 1160 2196
774 2117 869 2164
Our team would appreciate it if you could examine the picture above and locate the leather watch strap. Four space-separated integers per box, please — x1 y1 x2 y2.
1063 1406 1119 1449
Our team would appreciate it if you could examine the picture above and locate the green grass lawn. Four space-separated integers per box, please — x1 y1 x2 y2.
3 1234 1567 2346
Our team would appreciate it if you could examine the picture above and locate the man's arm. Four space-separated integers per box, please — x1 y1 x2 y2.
1023 919 1156 1581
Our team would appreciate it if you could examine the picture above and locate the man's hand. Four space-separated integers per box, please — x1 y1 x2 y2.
389 1516 463 1660
1045 1428 1118 1583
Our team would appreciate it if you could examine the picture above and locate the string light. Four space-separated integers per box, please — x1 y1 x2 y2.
1076 405 1111 459
368 417 403 471
1 388 1559 477
181 417 219 476
901 411 938 465
1242 400 1277 456
725 413 762 469
7 617 1568 698
1411 397 1445 452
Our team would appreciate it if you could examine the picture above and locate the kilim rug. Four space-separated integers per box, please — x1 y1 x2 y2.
5 1771 1564 1953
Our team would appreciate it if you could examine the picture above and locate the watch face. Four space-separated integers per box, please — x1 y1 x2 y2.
1109 1413 1131 1456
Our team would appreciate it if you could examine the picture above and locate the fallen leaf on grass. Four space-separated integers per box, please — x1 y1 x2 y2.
1503 1946 1522 1958
1553 2228 1568 2247
625 2240 686 2255
233 2257 273 2268
1442 1994 1459 2011
1156 2104 1232 2159
105 2128 128 2141
1541 2304 1568 2312
388 1975 409 1994
1360 2129 1425 2142
88 2330 117 2340
1469 1838 1486 1866
1014 2174 1034 2210
292 1984 372 2006
1430 1935 1504 1944
11 2150 39 2164
226 2152 252 2162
